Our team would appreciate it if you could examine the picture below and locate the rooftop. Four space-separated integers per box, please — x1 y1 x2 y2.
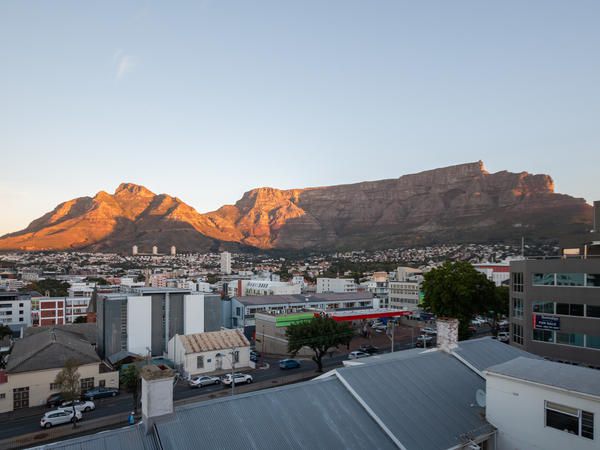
178 329 250 354
234 292 374 306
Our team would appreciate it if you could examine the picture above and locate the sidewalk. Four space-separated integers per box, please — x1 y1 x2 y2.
0 370 321 450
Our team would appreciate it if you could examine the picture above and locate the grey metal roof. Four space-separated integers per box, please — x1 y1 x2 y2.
337 350 494 450
453 337 542 372
24 323 98 346
155 377 396 450
29 424 160 450
486 356 600 398
235 292 373 307
6 328 100 373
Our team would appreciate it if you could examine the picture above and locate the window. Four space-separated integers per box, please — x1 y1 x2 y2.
99 380 106 387
587 305 600 318
556 332 584 347
545 401 594 440
512 298 523 318
533 273 555 286
197 356 204 369
13 387 29 409
556 303 584 317
80 377 94 391
533 301 555 314
556 273 585 286
512 323 523 345
233 351 239 363
235 307 241 316
586 274 600 287
587 335 600 350
50 383 60 391
533 329 554 342
0 393 5 399
511 272 524 292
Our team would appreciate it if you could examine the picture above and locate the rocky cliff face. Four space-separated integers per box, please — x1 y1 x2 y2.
0 162 592 252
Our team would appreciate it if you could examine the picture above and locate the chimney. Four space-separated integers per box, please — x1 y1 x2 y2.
140 364 175 432
436 318 459 353
594 201 600 233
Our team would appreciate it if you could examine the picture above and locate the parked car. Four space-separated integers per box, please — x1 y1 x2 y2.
372 323 387 331
415 335 434 348
348 351 370 360
46 393 65 408
188 375 221 388
358 344 379 354
421 327 437 335
250 350 260 362
221 373 253 386
82 387 119 400
497 332 510 343
40 409 82 428
60 400 95 412
279 359 301 370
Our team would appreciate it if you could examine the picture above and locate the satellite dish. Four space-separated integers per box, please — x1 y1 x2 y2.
476 389 486 408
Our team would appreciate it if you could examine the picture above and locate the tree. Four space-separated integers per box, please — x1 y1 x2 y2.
0 324 12 340
54 359 81 427
286 316 353 372
421 261 496 340
21 279 70 297
488 285 509 335
121 365 141 413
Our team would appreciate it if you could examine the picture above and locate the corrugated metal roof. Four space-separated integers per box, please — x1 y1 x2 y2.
179 329 249 354
235 292 373 306
337 351 494 450
486 356 600 397
453 337 542 372
30 424 161 450
154 377 397 450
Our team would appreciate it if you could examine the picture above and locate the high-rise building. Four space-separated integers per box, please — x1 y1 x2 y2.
132 245 138 256
170 246 176 256
220 252 232 274
152 245 158 255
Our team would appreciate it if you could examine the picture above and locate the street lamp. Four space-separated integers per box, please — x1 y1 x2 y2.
216 347 238 397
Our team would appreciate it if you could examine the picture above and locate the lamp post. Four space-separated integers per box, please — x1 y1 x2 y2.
217 347 237 397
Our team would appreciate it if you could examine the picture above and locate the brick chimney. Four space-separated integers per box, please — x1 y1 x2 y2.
140 364 175 432
436 318 459 353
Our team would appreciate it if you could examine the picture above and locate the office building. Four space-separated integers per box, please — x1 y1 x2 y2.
220 251 232 275
316 278 357 294
37 297 90 326
388 280 421 310
0 292 32 335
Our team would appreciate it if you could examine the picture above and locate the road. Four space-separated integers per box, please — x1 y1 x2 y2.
0 324 492 442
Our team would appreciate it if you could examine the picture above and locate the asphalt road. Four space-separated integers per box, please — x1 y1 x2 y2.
0 325 492 441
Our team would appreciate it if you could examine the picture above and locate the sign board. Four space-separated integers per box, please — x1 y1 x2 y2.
275 313 314 328
533 315 560 331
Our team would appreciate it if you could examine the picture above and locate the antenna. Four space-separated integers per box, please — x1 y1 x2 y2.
475 389 486 408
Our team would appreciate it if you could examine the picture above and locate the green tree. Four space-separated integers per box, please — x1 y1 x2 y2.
54 359 81 427
286 317 353 372
421 261 496 340
21 279 70 297
488 285 509 334
0 324 12 340
85 277 109 285
120 365 141 413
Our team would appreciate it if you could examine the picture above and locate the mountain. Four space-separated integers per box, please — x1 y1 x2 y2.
0 162 592 252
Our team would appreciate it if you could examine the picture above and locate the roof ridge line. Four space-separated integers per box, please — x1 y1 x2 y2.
450 350 484 379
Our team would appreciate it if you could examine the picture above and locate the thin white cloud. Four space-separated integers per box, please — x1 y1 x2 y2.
114 50 137 80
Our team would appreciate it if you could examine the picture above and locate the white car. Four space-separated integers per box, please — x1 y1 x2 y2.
497 332 510 343
221 373 253 386
60 400 95 413
421 327 437 335
40 409 82 428
348 351 370 360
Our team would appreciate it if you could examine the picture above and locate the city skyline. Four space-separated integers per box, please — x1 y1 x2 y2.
2 1 600 235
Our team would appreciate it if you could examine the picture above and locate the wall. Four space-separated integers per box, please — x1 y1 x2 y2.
127 296 152 355
0 364 119 413
184 294 205 335
203 295 222 332
486 374 599 450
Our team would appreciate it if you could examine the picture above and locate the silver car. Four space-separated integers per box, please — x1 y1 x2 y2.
40 409 82 428
188 375 221 388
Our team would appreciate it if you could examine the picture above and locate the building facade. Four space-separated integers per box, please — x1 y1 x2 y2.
36 297 90 326
0 292 32 335
388 281 421 310
220 252 232 275
509 258 600 367
316 278 357 294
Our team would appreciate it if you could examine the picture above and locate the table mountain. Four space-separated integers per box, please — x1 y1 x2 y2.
0 162 592 252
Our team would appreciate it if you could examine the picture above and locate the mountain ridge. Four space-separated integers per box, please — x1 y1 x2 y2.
0 161 592 252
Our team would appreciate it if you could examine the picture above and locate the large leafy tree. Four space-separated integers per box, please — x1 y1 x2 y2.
54 358 81 427
286 316 353 372
21 279 70 297
121 365 141 413
422 261 496 340
0 324 12 340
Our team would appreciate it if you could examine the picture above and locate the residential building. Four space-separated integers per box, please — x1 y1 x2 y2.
388 280 421 310
364 271 389 307
244 279 301 296
0 292 32 335
316 277 357 293
67 282 97 298
167 329 250 378
0 327 118 413
474 262 511 286
96 288 222 359
36 297 90 326
509 256 600 367
486 357 599 450
220 251 232 275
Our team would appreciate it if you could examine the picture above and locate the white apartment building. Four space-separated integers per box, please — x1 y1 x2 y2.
244 280 301 296
220 252 232 275
0 293 32 333
316 278 357 294
68 282 96 297
388 281 421 310
473 262 510 286
364 272 390 307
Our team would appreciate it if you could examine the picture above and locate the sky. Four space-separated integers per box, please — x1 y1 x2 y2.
1 1 599 235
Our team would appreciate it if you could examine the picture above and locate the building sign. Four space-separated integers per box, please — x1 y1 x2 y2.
533 315 560 331
275 313 314 328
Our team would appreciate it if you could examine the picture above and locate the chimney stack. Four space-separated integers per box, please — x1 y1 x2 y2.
436 318 459 353
594 201 600 233
140 364 175 432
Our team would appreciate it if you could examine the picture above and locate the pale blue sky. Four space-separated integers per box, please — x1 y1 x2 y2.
1 1 599 235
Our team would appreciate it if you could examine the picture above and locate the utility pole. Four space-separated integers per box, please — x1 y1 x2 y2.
230 348 236 397
386 321 395 353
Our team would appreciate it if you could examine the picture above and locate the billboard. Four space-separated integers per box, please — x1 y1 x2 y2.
533 314 560 331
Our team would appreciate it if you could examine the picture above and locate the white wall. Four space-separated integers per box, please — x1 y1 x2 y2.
486 374 599 450
184 294 205 335
127 296 152 355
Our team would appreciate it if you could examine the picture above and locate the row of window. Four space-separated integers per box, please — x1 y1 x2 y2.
532 330 600 350
546 401 594 440
512 323 524 345
196 351 240 369
533 273 600 287
533 301 600 318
